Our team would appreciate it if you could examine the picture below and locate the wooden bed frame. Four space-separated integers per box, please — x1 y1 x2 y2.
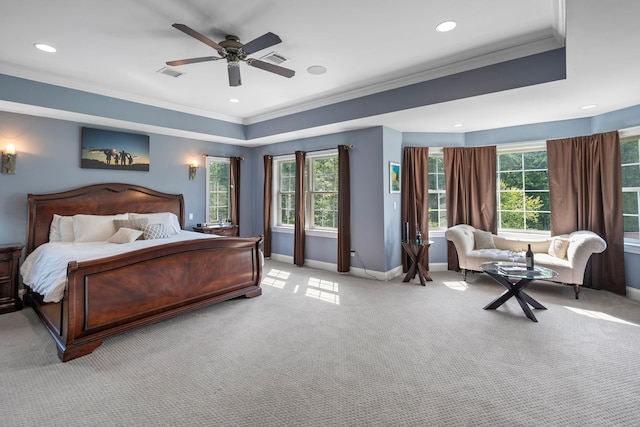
23 183 263 362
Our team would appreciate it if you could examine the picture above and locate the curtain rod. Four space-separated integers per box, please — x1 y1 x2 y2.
267 144 353 158
201 154 245 160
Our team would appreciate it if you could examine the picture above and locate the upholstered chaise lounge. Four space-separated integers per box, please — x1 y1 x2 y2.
445 224 607 299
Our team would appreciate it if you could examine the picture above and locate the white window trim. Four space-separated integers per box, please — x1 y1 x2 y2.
272 149 339 238
205 156 230 223
428 151 447 230
496 145 550 233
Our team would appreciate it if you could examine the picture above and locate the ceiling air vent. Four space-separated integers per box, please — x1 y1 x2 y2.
157 67 184 78
259 51 290 65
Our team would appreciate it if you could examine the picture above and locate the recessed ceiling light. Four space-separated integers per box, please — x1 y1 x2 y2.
580 104 598 110
34 43 56 53
452 123 464 128
307 65 327 75
436 21 457 32
228 98 240 103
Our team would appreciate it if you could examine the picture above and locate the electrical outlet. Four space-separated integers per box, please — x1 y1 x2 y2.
188 213 193 220
350 249 356 257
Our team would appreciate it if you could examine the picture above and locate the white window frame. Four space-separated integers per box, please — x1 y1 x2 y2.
205 156 230 224
428 148 447 230
496 141 550 236
621 137 640 243
272 150 338 237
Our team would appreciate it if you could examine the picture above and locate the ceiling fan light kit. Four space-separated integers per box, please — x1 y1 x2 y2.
167 23 295 87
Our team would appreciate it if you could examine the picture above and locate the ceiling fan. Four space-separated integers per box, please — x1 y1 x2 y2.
166 23 295 87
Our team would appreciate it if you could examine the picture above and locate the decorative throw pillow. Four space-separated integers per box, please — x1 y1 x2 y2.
108 227 143 244
142 223 171 240
548 237 570 259
474 230 496 249
129 212 181 236
114 218 149 231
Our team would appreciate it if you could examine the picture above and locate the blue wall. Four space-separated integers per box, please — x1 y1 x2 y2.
249 127 388 272
0 111 253 242
2 98 640 290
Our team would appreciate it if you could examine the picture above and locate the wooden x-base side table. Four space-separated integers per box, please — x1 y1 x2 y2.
402 241 433 286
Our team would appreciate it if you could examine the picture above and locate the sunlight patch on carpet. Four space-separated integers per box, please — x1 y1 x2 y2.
305 277 340 305
564 306 639 327
443 280 469 291
262 268 291 289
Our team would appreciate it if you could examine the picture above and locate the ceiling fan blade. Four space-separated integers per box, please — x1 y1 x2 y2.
228 63 241 86
172 23 225 52
166 56 222 66
246 59 295 78
240 32 282 54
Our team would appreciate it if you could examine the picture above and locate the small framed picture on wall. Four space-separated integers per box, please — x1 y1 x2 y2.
389 161 401 193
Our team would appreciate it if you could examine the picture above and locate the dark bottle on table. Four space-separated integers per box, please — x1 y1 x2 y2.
416 230 422 245
526 244 535 270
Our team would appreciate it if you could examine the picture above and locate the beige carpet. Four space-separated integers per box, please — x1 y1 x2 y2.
2 260 640 426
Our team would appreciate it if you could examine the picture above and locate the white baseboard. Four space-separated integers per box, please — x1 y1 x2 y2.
627 286 640 303
267 253 404 281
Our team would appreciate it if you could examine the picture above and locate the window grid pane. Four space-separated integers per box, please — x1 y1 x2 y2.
208 161 230 223
428 156 447 228
622 139 640 238
275 155 339 231
277 161 296 226
497 151 549 231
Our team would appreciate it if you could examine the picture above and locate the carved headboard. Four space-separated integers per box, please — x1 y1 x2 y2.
27 183 185 254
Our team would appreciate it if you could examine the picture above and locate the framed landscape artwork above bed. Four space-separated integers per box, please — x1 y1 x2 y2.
81 127 150 171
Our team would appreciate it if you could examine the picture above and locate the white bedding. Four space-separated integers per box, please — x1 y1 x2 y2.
21 231 219 303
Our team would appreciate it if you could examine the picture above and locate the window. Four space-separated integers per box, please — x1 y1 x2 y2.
274 151 339 231
497 150 550 231
428 154 447 228
621 138 640 239
206 157 230 223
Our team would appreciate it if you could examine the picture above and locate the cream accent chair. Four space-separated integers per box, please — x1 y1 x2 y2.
444 224 607 299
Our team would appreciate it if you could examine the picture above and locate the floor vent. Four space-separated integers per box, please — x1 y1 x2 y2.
259 51 290 65
157 67 184 78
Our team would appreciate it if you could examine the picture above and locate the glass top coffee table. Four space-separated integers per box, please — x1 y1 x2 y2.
481 261 558 322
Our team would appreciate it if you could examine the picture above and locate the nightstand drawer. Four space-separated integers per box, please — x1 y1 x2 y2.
193 225 239 237
0 243 23 314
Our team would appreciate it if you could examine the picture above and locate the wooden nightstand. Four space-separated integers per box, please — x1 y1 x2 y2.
0 243 24 314
193 224 239 237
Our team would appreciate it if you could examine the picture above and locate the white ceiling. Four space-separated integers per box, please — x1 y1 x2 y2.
1 0 640 145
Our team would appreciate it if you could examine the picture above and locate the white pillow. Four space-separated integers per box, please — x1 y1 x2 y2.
72 213 128 242
548 237 570 259
108 227 143 244
49 214 75 242
129 212 181 236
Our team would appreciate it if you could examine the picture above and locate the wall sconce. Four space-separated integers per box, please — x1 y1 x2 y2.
2 144 16 175
188 161 198 180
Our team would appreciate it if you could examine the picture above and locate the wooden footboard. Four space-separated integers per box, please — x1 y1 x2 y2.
25 236 263 361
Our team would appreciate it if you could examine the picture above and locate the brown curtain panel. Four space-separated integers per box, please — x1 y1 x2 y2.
401 147 430 272
294 151 306 266
337 145 351 272
444 146 497 270
263 155 273 258
547 131 626 295
229 156 241 234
